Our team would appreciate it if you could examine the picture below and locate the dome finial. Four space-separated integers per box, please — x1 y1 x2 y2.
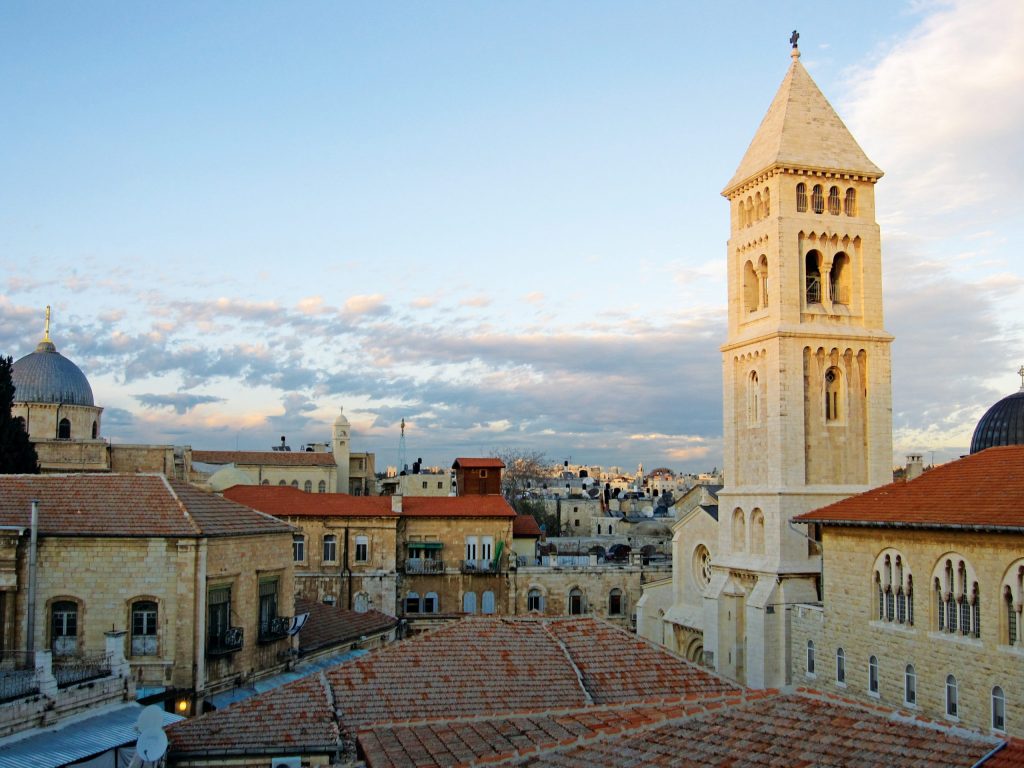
43 305 52 343
790 29 800 59
1018 364 1024 391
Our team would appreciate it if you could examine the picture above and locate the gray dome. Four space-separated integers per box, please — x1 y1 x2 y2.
12 340 95 407
970 389 1024 454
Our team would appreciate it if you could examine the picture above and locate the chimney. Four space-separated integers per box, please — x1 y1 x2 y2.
391 495 403 514
905 454 924 481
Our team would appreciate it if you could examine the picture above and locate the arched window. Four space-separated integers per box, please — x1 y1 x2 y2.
824 367 842 422
844 187 857 216
1006 586 1018 645
935 556 980 636
304 480 312 493
805 251 822 303
527 588 544 612
91 421 98 439
946 674 959 718
693 544 712 588
828 186 840 215
907 575 915 626
290 480 299 489
131 600 158 656
758 255 769 309
806 640 815 676
875 572 884 621
836 647 846 684
354 592 369 613
58 418 71 439
732 509 746 552
763 187 770 216
748 371 760 424
811 184 824 214
868 655 879 695
746 198 753 226
51 600 78 656
405 592 420 614
829 252 850 305
743 260 759 313
261 479 270 485
278 480 287 486
482 590 496 614
796 182 807 212
970 582 981 638
750 509 765 555
323 534 337 563
905 664 917 705
608 588 623 616
755 192 764 220
318 480 326 493
292 534 305 562
569 588 585 615
738 201 746 228
463 591 477 614
993 686 1006 731
423 592 438 613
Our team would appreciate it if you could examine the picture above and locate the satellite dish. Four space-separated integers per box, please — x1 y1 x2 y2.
136 704 164 732
586 486 600 499
136 727 168 762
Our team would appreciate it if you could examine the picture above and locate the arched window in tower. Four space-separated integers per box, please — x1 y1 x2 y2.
91 421 98 439
763 187 770 216
811 184 824 214
732 508 746 552
830 253 850 305
796 182 807 212
755 192 764 220
805 251 822 304
750 509 765 554
946 674 959 718
758 255 769 308
748 371 760 424
743 260 759 313
844 187 857 216
828 186 840 215
58 418 71 440
746 198 754 227
1006 585 1018 645
738 201 745 228
824 367 842 422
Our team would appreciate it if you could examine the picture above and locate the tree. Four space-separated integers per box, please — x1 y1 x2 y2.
490 448 548 510
0 356 39 473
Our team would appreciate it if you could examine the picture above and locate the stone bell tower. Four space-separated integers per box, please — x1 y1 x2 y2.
703 36 894 688
332 407 351 494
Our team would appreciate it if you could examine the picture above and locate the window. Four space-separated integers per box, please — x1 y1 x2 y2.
1007 586 1018 645
261 479 270 485
355 535 369 563
597 524 602 535
465 536 478 562
694 544 712 588
323 534 337 563
292 534 305 562
91 421 98 439
763 187 770 216
437 481 444 489
527 588 544 612
844 187 857 216
811 184 824 214
304 480 312 493
423 592 438 613
828 186 840 215
258 579 279 639
738 201 746 228
51 601 78 656
836 648 846 685
463 591 477 614
946 674 959 718
806 641 815 676
479 469 488 478
829 253 849 304
747 371 760 423
405 592 420 613
58 418 71 439
905 664 917 705
750 509 765 555
824 368 842 422
290 480 299 489
278 480 287 486
732 508 746 552
482 590 495 614
935 556 979 636
208 587 232 651
323 595 336 606
993 686 1006 731
744 260 759 313
422 481 428 489
481 536 493 562
569 588 585 616
318 480 326 493
868 655 879 695
609 588 623 616
796 182 807 212
805 251 822 303
131 601 158 656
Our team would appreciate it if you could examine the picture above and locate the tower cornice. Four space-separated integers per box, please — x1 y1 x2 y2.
723 164 882 199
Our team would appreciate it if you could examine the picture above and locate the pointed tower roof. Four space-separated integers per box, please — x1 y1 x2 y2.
723 46 882 196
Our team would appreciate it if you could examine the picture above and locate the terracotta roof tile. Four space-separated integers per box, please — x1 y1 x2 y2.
295 598 398 653
452 458 505 469
513 514 543 537
399 496 515 518
794 445 1024 529
224 485 397 517
985 740 1024 767
193 449 338 467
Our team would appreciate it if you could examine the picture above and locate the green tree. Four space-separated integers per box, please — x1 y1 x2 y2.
0 356 39 473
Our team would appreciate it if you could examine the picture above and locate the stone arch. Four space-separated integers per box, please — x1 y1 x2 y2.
731 508 746 553
750 509 765 554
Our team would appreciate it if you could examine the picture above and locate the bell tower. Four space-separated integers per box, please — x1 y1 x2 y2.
332 407 351 494
703 37 893 688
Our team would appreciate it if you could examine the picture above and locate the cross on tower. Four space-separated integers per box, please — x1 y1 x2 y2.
790 30 800 49
1017 364 1024 390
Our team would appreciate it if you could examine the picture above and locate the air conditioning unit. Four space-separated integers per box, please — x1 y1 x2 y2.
272 758 302 768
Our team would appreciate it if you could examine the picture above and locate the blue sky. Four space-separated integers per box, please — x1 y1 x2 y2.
2 0 1022 472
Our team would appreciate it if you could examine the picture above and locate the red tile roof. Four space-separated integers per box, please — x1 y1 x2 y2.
224 485 397 517
513 514 543 537
295 598 398 654
0 474 292 538
986 740 1024 767
399 495 515 518
193 449 338 467
794 445 1024 530
452 457 505 469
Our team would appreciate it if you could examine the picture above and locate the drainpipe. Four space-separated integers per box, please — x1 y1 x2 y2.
343 527 351 610
195 539 207 698
26 501 39 653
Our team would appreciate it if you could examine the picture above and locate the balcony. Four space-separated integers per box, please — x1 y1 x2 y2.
405 558 445 575
207 626 244 657
0 652 38 703
806 276 821 304
258 616 291 643
54 652 112 688
460 558 499 574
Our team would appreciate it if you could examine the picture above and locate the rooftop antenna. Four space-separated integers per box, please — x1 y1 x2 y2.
398 418 407 473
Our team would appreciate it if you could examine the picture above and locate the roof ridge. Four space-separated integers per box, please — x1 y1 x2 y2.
540 620 593 706
160 475 202 536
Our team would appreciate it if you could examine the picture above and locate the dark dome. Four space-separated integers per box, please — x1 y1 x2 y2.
970 389 1024 454
12 340 95 407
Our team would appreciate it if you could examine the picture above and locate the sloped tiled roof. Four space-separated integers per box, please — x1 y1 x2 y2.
794 445 1024 530
193 449 338 467
224 485 397 517
452 457 505 469
295 598 398 654
723 54 882 195
513 514 543 537
400 495 516 518
0 474 292 538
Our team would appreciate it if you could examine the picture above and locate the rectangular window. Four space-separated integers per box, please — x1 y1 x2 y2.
208 587 231 651
292 534 305 563
465 536 478 561
422 481 428 489
868 657 879 695
437 482 443 489
481 536 493 562
355 535 369 563
259 579 279 639
323 535 337 563
131 601 158 656
423 593 438 613
51 602 78 656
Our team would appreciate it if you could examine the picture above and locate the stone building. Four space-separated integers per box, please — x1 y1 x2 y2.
223 484 400 615
452 456 504 495
0 474 296 715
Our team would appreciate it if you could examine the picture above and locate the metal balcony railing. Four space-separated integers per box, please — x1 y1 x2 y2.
0 651 38 702
460 558 499 574
405 558 445 574
207 627 244 657
258 616 291 643
806 276 821 304
54 652 112 688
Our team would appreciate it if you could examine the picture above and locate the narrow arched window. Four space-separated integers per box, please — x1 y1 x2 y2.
91 421 98 439
322 534 337 563
796 182 807 212
746 198 753 226
755 192 764 220
758 255 769 309
750 509 765 555
905 664 916 705
836 647 846 684
763 187 770 216
278 480 287 486
907 575 915 626
354 592 369 613
58 418 71 439
805 251 821 304
806 640 815 675
303 480 312 493
748 371 760 424
868 655 879 694
828 186 840 215
318 480 326 493
811 184 824 214
290 480 299 489
608 588 623 616
971 583 980 638
527 588 544 612
936 577 945 630
51 601 78 656
993 686 1006 731
261 479 270 485
569 588 585 615
824 367 842 422
131 601 158 656
1006 586 1018 645
830 253 849 305
738 202 746 228
743 260 759 313
482 590 496 614
732 509 746 552
463 591 477 614
946 674 959 718
875 572 884 620
844 187 857 216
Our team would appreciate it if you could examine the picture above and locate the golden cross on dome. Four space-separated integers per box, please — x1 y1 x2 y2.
1018 364 1024 390
43 305 52 342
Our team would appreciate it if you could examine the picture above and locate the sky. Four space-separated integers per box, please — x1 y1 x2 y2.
2 0 1022 473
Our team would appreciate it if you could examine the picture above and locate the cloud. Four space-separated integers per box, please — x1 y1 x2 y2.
459 295 492 308
343 294 390 317
135 392 226 414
